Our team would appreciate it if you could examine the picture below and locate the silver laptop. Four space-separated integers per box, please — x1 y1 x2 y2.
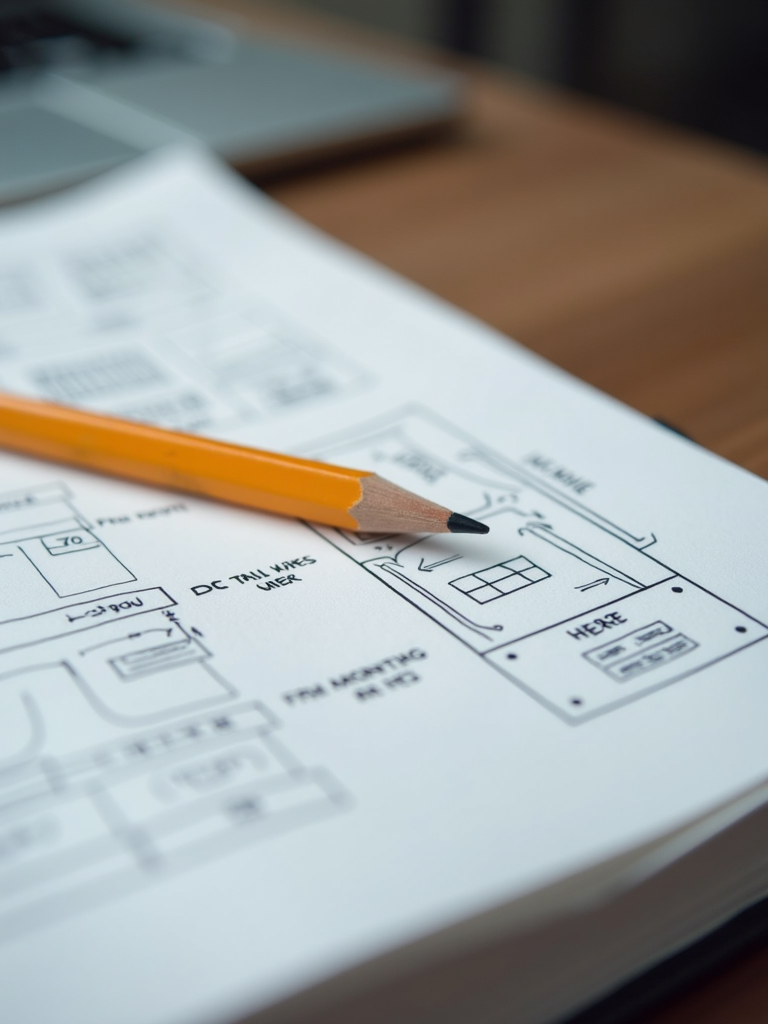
0 0 461 204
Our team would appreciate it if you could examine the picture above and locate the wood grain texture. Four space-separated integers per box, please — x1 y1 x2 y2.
201 3 768 1020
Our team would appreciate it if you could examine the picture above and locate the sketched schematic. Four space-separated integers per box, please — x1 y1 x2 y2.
0 482 135 609
0 701 346 940
305 406 768 722
0 482 346 939
0 231 368 432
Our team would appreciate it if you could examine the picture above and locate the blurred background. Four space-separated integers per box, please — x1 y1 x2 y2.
278 0 768 153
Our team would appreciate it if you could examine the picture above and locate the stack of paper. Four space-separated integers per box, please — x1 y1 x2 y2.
0 149 766 1024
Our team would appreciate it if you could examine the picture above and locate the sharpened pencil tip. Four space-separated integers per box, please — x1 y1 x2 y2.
447 512 489 535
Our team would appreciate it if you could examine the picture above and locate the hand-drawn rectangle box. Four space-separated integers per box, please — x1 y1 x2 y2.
0 588 175 654
20 532 135 598
604 634 698 683
109 639 206 680
584 621 674 669
147 774 343 861
41 529 101 555
484 579 765 721
105 741 291 824
0 483 135 598
307 405 768 723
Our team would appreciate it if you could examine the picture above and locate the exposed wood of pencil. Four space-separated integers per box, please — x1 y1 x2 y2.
0 394 460 533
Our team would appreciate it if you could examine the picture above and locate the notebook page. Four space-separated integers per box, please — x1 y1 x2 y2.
0 148 766 1024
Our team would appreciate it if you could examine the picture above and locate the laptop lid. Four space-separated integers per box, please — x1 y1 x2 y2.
0 0 461 204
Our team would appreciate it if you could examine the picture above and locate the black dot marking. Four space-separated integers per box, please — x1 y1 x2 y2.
570 698 583 706
672 586 683 593
506 652 518 660
736 626 747 633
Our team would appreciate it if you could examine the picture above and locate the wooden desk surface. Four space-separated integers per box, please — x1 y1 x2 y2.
266 66 768 482
233 3 768 1020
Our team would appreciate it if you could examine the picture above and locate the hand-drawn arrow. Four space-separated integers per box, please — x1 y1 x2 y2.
417 553 463 572
79 627 174 656
575 577 610 592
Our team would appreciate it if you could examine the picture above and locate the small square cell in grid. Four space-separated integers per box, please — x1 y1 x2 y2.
495 575 532 594
451 574 486 594
521 566 549 582
503 557 533 572
476 564 511 584
468 584 503 603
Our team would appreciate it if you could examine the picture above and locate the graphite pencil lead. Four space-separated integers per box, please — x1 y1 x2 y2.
447 512 490 535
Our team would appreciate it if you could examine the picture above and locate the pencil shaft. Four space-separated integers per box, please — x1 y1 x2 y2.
0 394 481 534
0 395 368 529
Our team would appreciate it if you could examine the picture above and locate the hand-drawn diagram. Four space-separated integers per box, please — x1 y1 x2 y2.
0 483 346 939
450 557 551 604
0 231 368 431
305 406 768 723
0 483 135 611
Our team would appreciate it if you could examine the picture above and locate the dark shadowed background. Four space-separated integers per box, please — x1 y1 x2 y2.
280 0 768 153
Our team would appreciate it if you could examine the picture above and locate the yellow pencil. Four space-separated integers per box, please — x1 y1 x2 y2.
0 393 489 535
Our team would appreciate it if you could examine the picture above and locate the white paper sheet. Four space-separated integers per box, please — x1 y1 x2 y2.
0 148 766 1024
